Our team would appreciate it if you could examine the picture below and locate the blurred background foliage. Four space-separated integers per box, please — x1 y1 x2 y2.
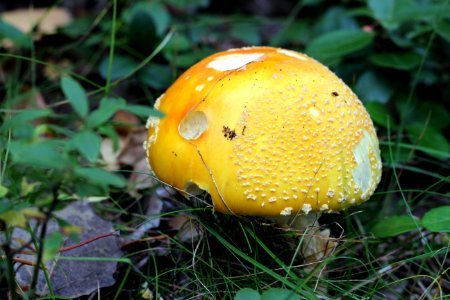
0 0 449 298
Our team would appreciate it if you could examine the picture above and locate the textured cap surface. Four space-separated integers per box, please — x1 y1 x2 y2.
145 47 382 216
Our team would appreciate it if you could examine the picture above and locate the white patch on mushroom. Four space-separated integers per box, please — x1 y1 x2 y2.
207 76 214 81
154 93 164 109
146 115 159 129
178 111 208 141
280 207 293 216
302 203 312 214
276 49 307 61
206 53 265 71
320 204 329 211
352 130 377 198
146 116 160 147
195 83 205 92
326 189 335 198
309 107 320 118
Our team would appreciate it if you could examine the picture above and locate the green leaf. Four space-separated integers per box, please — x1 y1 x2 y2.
355 71 393 103
366 102 396 128
261 289 300 300
123 105 165 119
72 130 101 163
406 123 450 160
138 63 172 90
370 52 421 70
0 208 45 228
86 97 126 128
0 186 8 198
74 167 126 188
436 20 450 42
0 19 32 48
231 22 261 45
235 288 260 300
98 55 138 81
305 29 374 64
368 0 450 30
371 215 421 238
43 232 63 262
423 206 450 232
61 76 89 118
125 2 170 37
10 140 68 169
1 109 52 132
314 6 359 33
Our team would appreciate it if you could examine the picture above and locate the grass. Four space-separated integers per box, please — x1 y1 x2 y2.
1 0 449 299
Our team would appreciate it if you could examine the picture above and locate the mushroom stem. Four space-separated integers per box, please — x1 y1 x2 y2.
270 213 335 263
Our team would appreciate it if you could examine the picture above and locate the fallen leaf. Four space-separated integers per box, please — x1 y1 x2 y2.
168 215 203 243
13 201 123 298
100 111 155 193
301 228 337 263
2 7 72 37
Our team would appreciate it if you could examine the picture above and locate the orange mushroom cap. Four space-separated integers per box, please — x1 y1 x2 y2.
145 46 382 217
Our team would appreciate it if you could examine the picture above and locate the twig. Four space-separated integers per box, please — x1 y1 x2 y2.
58 231 119 253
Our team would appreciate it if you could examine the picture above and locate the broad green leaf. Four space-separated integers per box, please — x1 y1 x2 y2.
10 140 68 169
370 52 421 70
123 104 165 118
314 6 359 33
98 55 138 81
74 167 126 188
417 102 450 131
124 2 170 36
43 232 64 262
366 102 396 128
21 178 41 197
231 22 261 45
0 209 27 227
86 97 126 128
423 206 450 232
371 215 421 238
163 32 191 53
0 19 32 48
0 186 8 197
72 130 101 163
368 0 410 29
261 289 300 300
1 109 52 132
138 63 172 90
0 208 45 228
406 123 450 160
127 9 157 52
60 16 91 37
355 71 392 104
235 288 260 300
61 76 89 118
368 0 450 29
436 20 450 42
305 29 373 64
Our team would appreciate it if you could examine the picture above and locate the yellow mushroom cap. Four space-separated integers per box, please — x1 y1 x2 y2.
145 46 382 217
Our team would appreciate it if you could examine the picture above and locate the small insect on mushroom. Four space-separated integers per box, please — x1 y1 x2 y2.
145 46 382 261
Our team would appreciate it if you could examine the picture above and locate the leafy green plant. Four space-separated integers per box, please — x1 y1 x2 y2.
371 206 450 238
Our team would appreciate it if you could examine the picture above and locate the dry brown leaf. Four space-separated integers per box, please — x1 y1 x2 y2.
168 215 203 243
100 111 154 193
43 59 73 81
2 7 72 36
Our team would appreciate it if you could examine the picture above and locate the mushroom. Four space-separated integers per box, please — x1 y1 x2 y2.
145 46 382 261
